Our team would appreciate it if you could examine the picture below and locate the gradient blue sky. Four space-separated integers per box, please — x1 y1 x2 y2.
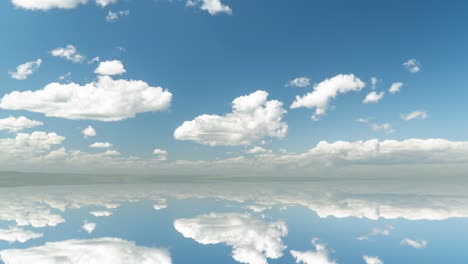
1 0 467 173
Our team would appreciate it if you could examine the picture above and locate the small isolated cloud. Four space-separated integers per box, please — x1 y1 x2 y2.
371 123 394 134
0 237 172 264
174 213 287 264
363 255 383 264
363 91 385 104
356 236 368 241
401 238 427 249
90 142 112 148
0 76 172 122
403 59 421 73
9 59 42 80
371 225 394 236
174 90 287 146
370 77 380 90
187 0 232 15
96 0 117 7
82 126 96 138
153 149 168 160
291 74 365 121
50 45 84 63
106 10 129 23
88 57 100 64
59 72 72 82
0 116 43 132
82 221 96 233
356 118 369 123
389 82 404 94
401 110 428 121
286 77 311 88
290 239 336 264
89 211 112 217
0 227 43 243
95 60 126 76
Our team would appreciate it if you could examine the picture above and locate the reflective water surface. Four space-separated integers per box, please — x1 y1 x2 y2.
0 176 466 263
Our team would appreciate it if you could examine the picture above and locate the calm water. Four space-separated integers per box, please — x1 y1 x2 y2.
0 178 466 263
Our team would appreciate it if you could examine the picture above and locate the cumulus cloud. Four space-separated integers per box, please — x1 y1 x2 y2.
90 211 112 217
0 131 64 158
50 45 84 63
290 239 336 264
356 118 369 123
96 0 117 7
401 238 427 249
95 60 126 76
403 59 421 73
106 10 129 22
363 91 384 104
291 74 365 120
363 255 383 264
82 222 96 233
0 75 172 122
286 77 311 88
389 82 404 94
174 213 287 264
0 116 43 132
153 149 168 160
0 237 172 264
401 110 428 121
9 59 42 80
187 0 232 15
90 142 113 148
246 146 268 154
174 90 287 146
0 227 43 243
82 126 96 138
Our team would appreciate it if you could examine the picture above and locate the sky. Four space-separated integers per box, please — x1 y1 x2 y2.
1 0 468 175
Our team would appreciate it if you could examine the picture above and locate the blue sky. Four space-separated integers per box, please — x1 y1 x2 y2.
1 0 468 174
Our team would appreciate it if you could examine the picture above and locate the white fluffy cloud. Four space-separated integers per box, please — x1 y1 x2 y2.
9 59 42 80
95 60 126 76
401 110 428 121
96 0 116 7
105 10 129 22
11 0 117 10
363 91 384 104
290 239 336 264
0 76 172 121
174 213 287 264
50 45 84 63
82 222 96 233
389 82 404 94
246 146 268 154
286 77 311 88
0 227 43 243
0 131 64 158
90 211 112 217
363 255 383 264
401 238 427 249
153 149 168 160
403 59 421 73
90 142 113 148
174 90 287 146
187 0 232 15
0 116 43 132
0 237 172 264
82 126 96 138
291 74 365 120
